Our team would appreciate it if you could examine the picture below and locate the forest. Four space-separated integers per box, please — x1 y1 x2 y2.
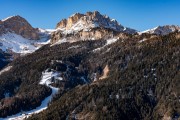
0 32 180 119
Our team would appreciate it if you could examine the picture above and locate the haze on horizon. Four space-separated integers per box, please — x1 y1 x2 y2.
0 0 180 31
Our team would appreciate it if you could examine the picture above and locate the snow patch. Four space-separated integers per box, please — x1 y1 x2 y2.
93 38 118 52
139 27 158 35
1 16 16 22
68 45 80 49
116 94 119 99
139 38 147 43
0 66 12 75
106 38 118 45
3 69 60 120
80 76 88 84
51 38 68 46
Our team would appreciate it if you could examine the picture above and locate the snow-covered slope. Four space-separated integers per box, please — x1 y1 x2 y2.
2 69 59 120
139 25 180 35
1 16 15 22
0 15 54 55
0 29 53 54
0 33 38 54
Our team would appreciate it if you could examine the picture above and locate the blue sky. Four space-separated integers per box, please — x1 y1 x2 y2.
0 0 180 31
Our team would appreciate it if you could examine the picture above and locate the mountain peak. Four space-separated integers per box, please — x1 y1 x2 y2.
56 11 136 34
0 15 39 40
1 15 21 22
51 11 137 44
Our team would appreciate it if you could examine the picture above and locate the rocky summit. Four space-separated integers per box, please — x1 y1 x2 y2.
51 11 137 44
56 11 136 33
0 15 39 40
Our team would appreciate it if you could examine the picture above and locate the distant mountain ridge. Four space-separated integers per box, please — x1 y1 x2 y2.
1 12 180 47
139 25 180 35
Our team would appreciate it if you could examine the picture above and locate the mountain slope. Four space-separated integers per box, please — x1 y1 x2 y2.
0 29 52 54
0 30 179 119
28 31 180 120
0 12 180 120
0 38 108 119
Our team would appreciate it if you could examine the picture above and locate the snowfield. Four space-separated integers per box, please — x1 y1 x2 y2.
2 69 60 120
0 33 37 54
0 29 53 54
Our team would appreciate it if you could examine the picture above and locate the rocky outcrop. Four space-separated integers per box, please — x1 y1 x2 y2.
51 11 137 44
51 27 120 43
56 13 84 30
0 15 39 40
56 19 67 28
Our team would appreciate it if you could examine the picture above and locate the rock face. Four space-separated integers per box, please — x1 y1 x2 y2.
51 11 137 44
58 13 84 30
56 11 136 33
140 25 180 35
0 15 39 40
52 28 111 43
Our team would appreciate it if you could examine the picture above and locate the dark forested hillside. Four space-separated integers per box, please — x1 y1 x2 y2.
27 32 180 120
0 39 106 117
0 32 180 119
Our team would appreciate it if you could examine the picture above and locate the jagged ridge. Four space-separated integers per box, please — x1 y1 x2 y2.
140 25 180 35
51 11 136 44
56 11 137 34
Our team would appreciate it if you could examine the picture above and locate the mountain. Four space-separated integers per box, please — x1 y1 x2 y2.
51 11 137 44
0 16 52 54
0 12 180 120
56 11 136 33
0 15 39 40
0 16 53 70
0 31 179 120
140 25 180 35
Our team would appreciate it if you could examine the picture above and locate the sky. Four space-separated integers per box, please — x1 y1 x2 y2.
0 0 180 31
